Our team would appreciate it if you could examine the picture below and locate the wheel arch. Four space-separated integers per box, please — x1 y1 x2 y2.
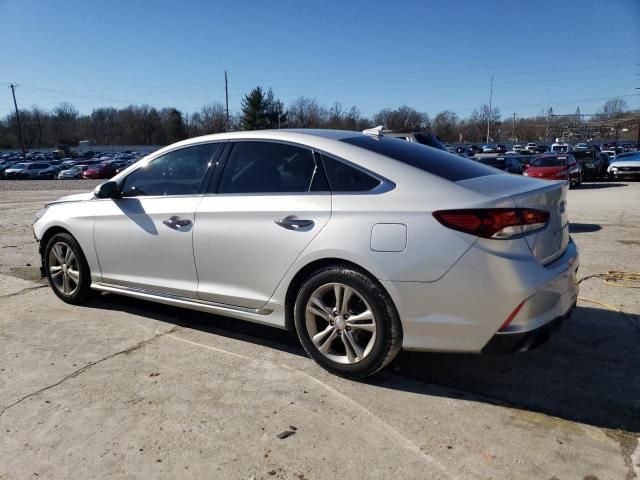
39 226 83 277
283 257 399 334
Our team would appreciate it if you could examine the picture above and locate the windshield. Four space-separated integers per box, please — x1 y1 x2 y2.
12 163 28 168
532 157 567 167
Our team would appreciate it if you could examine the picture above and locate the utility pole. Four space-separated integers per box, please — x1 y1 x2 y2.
486 75 493 144
9 84 27 155
512 112 516 141
224 70 230 132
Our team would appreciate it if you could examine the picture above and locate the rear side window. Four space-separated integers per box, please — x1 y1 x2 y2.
340 135 497 181
218 141 317 194
321 155 381 192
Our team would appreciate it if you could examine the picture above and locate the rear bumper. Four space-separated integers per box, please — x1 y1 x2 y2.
382 238 579 353
481 303 573 353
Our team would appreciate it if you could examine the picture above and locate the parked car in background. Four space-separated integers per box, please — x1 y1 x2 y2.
512 144 524 152
33 129 579 378
575 143 588 150
0 160 21 176
612 151 640 161
523 154 582 187
4 162 52 179
455 146 475 157
481 145 495 153
571 149 607 180
383 131 448 151
608 155 640 180
535 145 548 153
476 156 524 174
37 164 62 179
82 163 118 179
524 143 538 153
502 155 534 169
495 144 507 153
58 165 87 179
551 142 571 153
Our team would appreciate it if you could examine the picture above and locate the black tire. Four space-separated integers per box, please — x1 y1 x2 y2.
294 265 402 379
44 232 92 304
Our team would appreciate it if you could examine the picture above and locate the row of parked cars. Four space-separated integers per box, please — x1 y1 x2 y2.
472 147 640 186
0 151 146 180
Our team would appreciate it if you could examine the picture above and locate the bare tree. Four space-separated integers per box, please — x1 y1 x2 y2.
287 97 327 128
432 110 458 142
597 98 629 120
373 105 428 131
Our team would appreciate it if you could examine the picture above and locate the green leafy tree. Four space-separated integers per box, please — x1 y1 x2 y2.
240 86 268 130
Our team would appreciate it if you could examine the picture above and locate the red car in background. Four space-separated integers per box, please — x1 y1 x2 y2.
523 154 582 187
82 163 117 179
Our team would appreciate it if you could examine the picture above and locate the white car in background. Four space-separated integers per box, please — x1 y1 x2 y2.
524 143 538 152
33 129 579 378
608 155 640 180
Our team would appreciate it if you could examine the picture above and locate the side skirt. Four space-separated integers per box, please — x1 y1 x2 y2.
90 282 287 329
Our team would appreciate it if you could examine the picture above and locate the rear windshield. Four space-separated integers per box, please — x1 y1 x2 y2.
571 150 597 160
478 158 506 168
340 135 497 181
532 157 567 167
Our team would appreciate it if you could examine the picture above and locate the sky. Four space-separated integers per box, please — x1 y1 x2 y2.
1 0 639 120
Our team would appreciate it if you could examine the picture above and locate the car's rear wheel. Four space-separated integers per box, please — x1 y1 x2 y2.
294 266 402 379
44 233 92 304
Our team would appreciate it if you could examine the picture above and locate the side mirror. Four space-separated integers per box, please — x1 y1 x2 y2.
94 181 121 199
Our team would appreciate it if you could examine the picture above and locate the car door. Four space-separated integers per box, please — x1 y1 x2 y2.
193 140 331 309
93 142 222 297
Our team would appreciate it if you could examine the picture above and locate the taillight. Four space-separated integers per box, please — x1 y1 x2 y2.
432 208 549 239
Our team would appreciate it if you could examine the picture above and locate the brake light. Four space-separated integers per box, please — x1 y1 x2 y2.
432 208 549 239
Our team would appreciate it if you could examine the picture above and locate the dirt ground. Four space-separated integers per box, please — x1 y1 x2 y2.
1 180 639 479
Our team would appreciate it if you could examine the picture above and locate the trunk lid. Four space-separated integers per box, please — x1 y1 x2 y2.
457 174 570 264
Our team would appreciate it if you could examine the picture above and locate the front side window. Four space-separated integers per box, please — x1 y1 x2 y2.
121 143 219 197
217 142 317 194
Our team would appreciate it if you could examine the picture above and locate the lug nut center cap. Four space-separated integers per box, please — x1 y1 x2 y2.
335 316 346 331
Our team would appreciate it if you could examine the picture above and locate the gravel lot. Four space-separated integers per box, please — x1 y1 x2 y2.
0 180 639 479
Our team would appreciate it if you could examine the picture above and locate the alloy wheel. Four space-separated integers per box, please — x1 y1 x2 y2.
48 241 80 296
305 282 377 364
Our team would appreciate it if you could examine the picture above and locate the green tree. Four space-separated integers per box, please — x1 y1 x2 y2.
240 86 268 130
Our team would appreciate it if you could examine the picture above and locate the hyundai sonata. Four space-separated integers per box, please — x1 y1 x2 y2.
34 129 579 378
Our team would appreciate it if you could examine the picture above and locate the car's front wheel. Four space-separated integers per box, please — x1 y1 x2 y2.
44 233 92 304
294 266 402 379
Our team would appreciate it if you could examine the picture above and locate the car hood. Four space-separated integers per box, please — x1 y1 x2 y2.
525 166 566 175
610 160 640 168
46 191 95 206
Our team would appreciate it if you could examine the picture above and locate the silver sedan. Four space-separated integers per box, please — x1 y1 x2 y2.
34 129 579 378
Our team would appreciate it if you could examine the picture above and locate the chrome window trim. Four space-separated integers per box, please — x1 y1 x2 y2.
206 138 395 196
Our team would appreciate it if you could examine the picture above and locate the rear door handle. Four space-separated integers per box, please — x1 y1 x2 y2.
163 216 192 230
275 215 314 230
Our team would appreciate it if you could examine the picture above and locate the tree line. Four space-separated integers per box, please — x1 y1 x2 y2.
0 87 635 149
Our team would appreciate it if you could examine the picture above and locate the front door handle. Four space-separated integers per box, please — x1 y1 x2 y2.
163 216 192 230
275 215 314 230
